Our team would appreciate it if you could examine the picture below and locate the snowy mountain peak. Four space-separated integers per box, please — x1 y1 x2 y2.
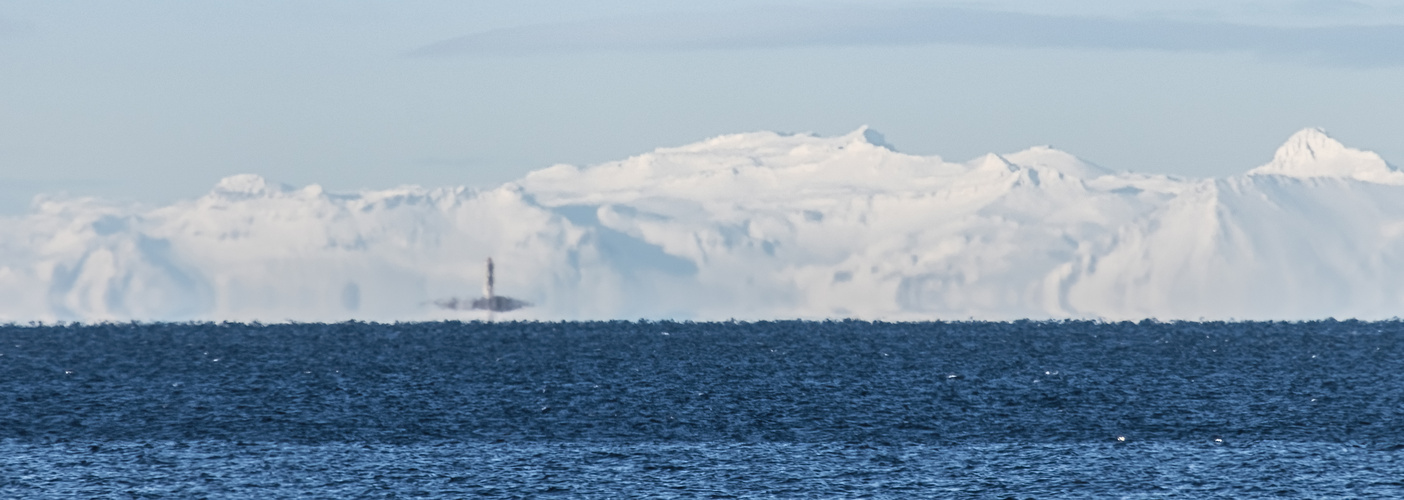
1269 128 1349 167
848 125 896 151
1004 146 1111 179
972 153 1017 172
1248 128 1404 184
212 174 283 197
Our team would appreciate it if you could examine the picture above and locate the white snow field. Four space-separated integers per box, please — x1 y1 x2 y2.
4 127 1404 322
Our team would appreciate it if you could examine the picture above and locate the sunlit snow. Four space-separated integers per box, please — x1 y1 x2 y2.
4 127 1403 322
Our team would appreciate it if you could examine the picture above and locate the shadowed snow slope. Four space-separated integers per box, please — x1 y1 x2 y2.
4 127 1404 322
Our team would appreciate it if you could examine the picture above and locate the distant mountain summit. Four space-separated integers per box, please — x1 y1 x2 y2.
1248 128 1404 184
1003 146 1111 180
5 127 1404 322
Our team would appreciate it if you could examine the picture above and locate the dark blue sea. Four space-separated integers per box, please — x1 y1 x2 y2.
2 320 1403 498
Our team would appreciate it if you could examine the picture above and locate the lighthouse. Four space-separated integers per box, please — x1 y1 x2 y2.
432 257 531 314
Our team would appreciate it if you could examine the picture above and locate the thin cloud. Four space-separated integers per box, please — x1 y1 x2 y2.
409 6 1404 67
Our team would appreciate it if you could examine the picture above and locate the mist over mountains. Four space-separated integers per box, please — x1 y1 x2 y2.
4 127 1403 322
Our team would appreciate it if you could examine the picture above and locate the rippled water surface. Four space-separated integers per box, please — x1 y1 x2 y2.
2 320 1402 497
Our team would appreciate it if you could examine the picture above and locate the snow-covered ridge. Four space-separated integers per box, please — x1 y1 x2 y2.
4 127 1404 322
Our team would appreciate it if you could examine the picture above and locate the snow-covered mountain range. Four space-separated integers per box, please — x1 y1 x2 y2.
4 127 1403 322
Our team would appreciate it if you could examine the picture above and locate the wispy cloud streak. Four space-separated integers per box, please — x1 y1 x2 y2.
410 7 1404 67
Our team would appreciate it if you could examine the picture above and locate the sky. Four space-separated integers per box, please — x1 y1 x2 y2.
1 0 1403 213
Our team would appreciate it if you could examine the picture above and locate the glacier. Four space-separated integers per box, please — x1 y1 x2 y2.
4 127 1404 322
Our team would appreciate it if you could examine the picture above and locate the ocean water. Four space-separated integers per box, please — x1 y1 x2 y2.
1 320 1402 498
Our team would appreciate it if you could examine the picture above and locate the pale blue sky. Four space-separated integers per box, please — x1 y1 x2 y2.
2 0 1402 213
